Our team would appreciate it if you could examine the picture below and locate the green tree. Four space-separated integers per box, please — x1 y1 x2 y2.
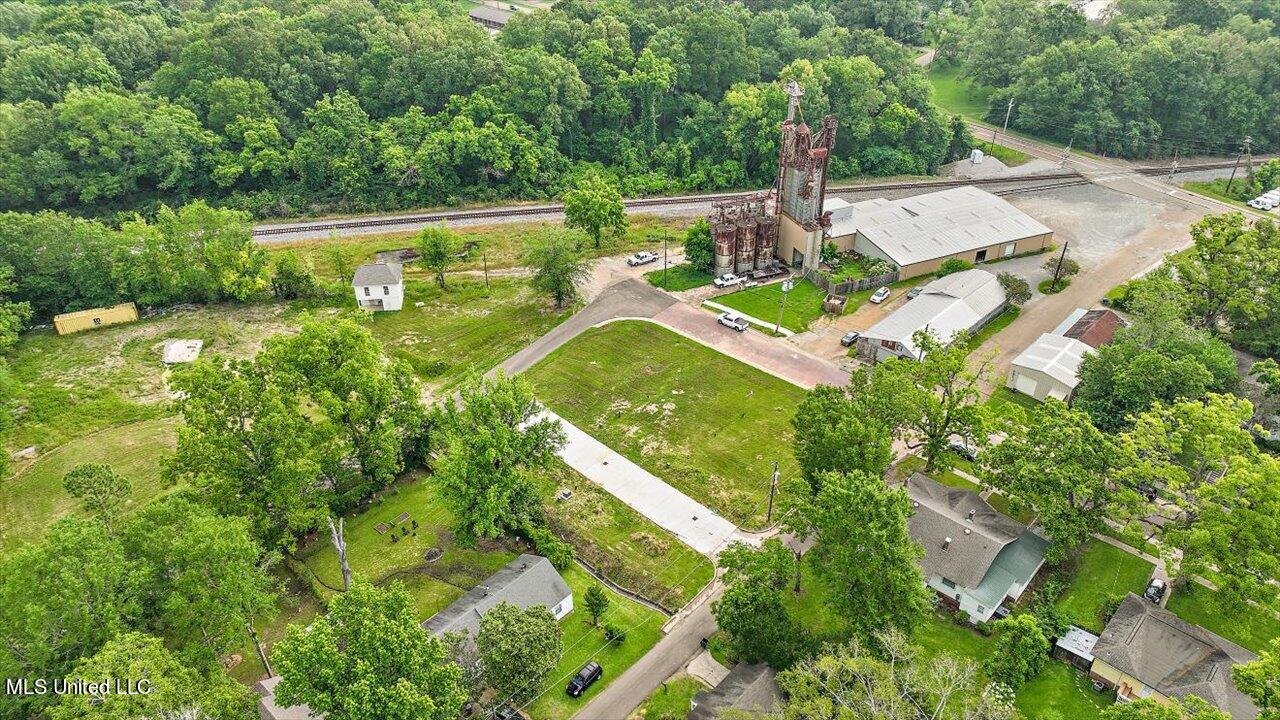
434 373 564 543
0 263 31 353
417 226 461 289
166 355 342 550
562 173 627 249
62 463 132 530
885 330 990 473
291 90 379 201
1041 252 1080 291
1101 697 1232 720
791 377 899 493
477 601 562 702
1233 637 1280 720
997 271 1032 306
525 230 591 309
682 218 714 272
49 632 254 720
584 583 610 627
981 399 1136 561
792 471 930 641
271 252 323 300
712 579 807 668
0 43 122 104
984 614 1049 689
1170 213 1279 332
273 581 465 720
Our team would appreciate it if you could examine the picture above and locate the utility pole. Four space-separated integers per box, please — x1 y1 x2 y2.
1244 135 1254 182
1050 241 1069 291
1058 137 1073 168
774 278 794 336
663 232 669 289
1227 136 1248 194
482 248 490 291
991 97 1014 149
1167 150 1180 182
766 461 780 524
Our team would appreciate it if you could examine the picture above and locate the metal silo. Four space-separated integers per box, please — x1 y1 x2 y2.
735 219 757 274
755 216 777 270
713 223 737 278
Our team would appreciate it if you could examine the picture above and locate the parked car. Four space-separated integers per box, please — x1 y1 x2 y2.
869 286 891 304
566 661 603 697
717 311 750 332
626 251 658 267
494 704 529 720
840 331 860 347
1144 578 1167 604
948 438 978 461
906 287 923 300
714 273 746 288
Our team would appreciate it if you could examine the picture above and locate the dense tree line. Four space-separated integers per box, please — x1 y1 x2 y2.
935 0 1280 157
0 0 969 219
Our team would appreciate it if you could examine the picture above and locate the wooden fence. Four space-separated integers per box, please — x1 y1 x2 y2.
804 268 901 296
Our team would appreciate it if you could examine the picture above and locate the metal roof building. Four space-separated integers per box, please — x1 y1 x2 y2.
421 554 573 639
824 186 1053 278
468 5 514 30
856 268 1007 362
1008 332 1094 402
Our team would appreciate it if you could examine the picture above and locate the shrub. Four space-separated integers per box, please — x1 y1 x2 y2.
937 258 975 276
603 623 627 645
996 271 1031 306
984 614 1049 689
865 259 895 277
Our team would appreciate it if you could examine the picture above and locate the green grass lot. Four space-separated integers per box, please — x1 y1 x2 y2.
1053 540 1154 633
964 306 1020 351
927 65 993 119
644 264 713 292
984 386 1039 427
278 214 691 276
712 278 830 333
0 417 180 551
982 143 1034 167
630 675 705 720
893 454 982 493
229 568 325 684
362 276 571 389
296 475 520 615
1181 180 1256 212
524 321 805 529
1039 277 1071 294
525 565 665 720
1167 582 1280 653
538 461 715 609
783 555 852 645
845 275 931 314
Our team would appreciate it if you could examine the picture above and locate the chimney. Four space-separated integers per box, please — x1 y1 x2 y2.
942 537 952 551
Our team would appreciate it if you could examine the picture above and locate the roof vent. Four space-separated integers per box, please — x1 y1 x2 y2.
942 537 952 551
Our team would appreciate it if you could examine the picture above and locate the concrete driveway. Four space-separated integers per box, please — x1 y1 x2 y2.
549 409 738 557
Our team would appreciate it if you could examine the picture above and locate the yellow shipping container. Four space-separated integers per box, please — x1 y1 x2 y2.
53 302 139 335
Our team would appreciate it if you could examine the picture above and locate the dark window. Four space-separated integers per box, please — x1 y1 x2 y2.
975 249 988 262
383 285 389 295
941 578 956 589
364 287 370 297
880 339 898 350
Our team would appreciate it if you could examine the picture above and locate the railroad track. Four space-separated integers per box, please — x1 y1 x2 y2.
250 160 1241 238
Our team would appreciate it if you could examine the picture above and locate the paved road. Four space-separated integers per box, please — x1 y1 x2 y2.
550 409 739 556
573 585 722 720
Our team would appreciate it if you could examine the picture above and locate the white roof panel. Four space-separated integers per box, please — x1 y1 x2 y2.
861 269 1006 358
1011 332 1094 387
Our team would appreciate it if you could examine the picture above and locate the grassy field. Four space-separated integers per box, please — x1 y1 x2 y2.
277 215 692 277
0 417 180 552
1181 180 1255 212
361 276 571 389
524 321 806 529
983 143 1034 167
1167 582 1280 653
296 475 520 616
964 306 1020 351
893 454 982 493
644 264 713 292
630 675 705 720
1053 540 1154 633
927 65 993 119
712 278 830 333
525 565 665 720
1038 277 1071 294
538 461 714 609
984 386 1039 426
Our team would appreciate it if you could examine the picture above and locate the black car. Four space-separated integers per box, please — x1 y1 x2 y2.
840 330 860 347
566 661 603 697
1144 578 1167 604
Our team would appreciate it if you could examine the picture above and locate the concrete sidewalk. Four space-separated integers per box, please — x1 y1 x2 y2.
547 410 739 557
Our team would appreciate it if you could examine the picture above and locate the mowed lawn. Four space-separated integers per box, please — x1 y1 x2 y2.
0 417 180 552
713 278 830 333
644 264 713 292
362 277 572 389
538 461 714 609
296 475 519 619
525 565 666 720
926 64 993 119
1167 582 1280 653
630 675 706 720
1054 540 1155 633
524 321 806 528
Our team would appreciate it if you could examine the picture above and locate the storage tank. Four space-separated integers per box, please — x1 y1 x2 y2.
755 216 777 270
713 223 737 278
735 219 757 274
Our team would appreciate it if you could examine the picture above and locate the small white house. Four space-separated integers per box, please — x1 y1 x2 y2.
352 263 403 312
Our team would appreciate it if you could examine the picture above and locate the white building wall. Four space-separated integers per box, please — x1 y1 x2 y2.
925 575 1000 623
550 593 574 621
354 282 404 311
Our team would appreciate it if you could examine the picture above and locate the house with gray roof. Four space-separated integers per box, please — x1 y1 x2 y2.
856 268 1007 362
688 663 782 720
906 473 1048 623
421 554 573 639
468 4 514 30
352 263 403 312
1091 594 1259 719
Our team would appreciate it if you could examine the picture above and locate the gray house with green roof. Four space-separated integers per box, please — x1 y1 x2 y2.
906 473 1048 623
